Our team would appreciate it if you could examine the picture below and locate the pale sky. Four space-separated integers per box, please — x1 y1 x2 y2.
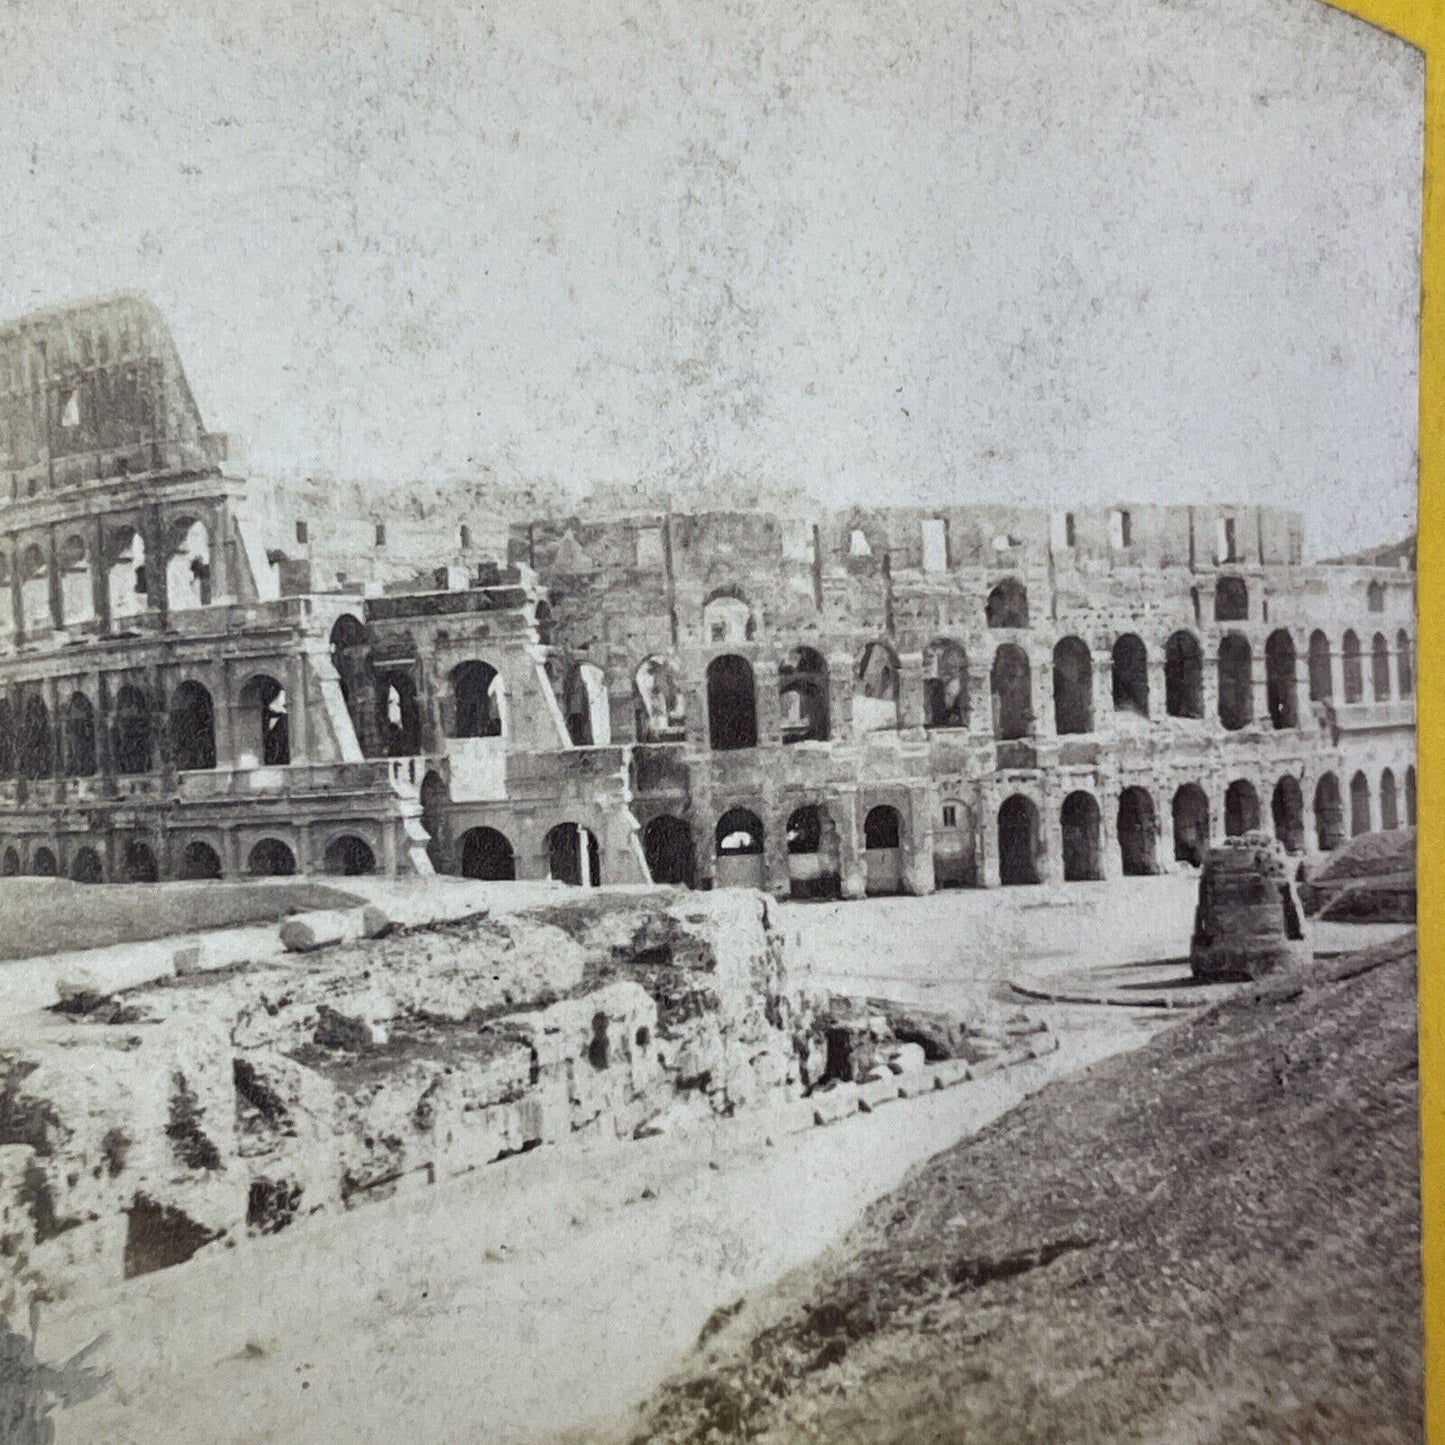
0 0 1423 553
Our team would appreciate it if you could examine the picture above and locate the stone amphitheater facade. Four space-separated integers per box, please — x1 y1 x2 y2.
0 296 1415 893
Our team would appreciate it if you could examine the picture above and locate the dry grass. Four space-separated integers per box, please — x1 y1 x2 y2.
0 877 364 961
634 937 1422 1444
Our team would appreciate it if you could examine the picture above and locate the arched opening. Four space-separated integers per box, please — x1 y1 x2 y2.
779 647 830 742
165 518 212 611
714 807 765 889
111 685 153 775
985 577 1028 628
1264 631 1298 730
1117 787 1159 875
106 526 149 622
1 846 18 876
922 640 969 729
1214 575 1248 623
19 545 50 633
643 815 696 888
376 672 421 756
61 693 97 777
1307 630 1333 702
450 660 504 738
1406 766 1417 827
706 655 758 751
1217 634 1253 732
329 615 372 750
863 804 904 896
991 644 1032 740
323 835 377 876
170 681 217 771
1349 771 1371 837
546 823 601 886
1171 784 1210 866
1380 769 1399 831
69 847 103 884
179 841 223 881
459 826 516 881
0 699 12 778
1342 631 1363 703
933 799 976 890
1367 579 1385 613
238 675 289 767
1111 635 1149 717
247 839 297 877
997 795 1041 885
1060 791 1102 881
854 642 900 732
786 805 842 900
1271 777 1305 854
564 663 610 746
121 842 159 884
1051 637 1093 735
1397 632 1413 698
1164 631 1203 718
1314 774 1345 852
30 846 57 878
634 657 687 742
1225 780 1260 837
702 592 755 645
57 534 94 626
1371 633 1391 702
18 695 52 780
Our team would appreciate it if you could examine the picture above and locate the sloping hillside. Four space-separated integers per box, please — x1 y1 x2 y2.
633 938 1422 1445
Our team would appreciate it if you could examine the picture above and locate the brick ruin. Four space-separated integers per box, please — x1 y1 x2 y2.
0 295 1417 892
0 887 1050 1307
1190 833 1313 981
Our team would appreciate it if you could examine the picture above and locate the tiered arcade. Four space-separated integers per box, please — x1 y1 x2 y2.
0 297 1415 893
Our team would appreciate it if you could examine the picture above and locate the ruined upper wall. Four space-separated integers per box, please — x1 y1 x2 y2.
0 295 229 506
513 503 1312 579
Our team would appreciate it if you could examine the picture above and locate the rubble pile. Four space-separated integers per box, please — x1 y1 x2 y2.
0 889 813 1313
0 886 1053 1317
813 995 1055 1089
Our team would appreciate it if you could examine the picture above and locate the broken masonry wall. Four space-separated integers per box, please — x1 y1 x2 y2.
0 889 817 1321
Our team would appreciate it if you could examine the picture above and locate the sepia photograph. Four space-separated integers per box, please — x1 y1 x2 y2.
0 0 1426 1440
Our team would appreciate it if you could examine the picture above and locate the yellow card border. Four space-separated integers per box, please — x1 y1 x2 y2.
1319 1 1442 1436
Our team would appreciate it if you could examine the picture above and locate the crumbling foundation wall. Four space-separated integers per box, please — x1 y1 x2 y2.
0 888 814 1317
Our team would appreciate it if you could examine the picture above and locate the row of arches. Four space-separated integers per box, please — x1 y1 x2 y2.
0 674 291 780
0 517 215 637
453 823 601 887
1307 629 1414 705
508 762 1418 897
689 628 1322 750
0 833 379 883
705 575 1262 643
996 767 1414 886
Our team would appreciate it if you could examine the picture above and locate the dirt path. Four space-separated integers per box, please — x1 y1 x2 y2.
632 938 1422 1445
43 1013 1159 1445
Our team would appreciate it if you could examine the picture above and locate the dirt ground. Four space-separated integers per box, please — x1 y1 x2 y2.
631 936 1423 1445
777 876 1206 1010
18 877 1416 1444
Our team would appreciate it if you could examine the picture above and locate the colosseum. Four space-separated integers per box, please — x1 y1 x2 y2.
0 294 1416 893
